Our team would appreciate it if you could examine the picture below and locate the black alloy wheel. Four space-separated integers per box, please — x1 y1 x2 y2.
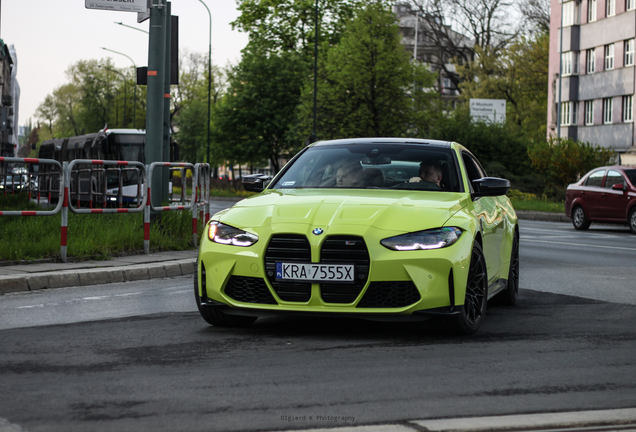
498 230 519 305
572 206 591 230
194 266 257 327
442 241 488 335
629 208 636 234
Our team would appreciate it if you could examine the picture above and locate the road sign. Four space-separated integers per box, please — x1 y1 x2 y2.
85 0 148 13
470 99 506 124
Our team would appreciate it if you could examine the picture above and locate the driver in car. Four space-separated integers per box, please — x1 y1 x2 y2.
409 161 442 189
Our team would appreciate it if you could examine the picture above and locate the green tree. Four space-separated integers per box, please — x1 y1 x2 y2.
299 2 438 140
232 0 374 56
213 46 307 172
457 32 549 142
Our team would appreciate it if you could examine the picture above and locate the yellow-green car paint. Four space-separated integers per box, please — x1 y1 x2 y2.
196 141 518 329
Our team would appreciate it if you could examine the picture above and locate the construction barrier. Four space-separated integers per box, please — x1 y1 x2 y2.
0 157 63 217
146 162 198 253
2 157 210 262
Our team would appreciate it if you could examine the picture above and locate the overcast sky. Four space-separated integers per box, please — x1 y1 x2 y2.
1 0 248 129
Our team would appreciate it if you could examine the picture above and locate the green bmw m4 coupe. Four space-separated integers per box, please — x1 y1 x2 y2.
195 138 519 335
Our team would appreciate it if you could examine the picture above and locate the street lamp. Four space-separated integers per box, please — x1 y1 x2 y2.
312 0 319 143
100 47 138 129
198 0 212 166
114 21 149 34
99 65 128 128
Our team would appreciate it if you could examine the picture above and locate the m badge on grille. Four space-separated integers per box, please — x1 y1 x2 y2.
312 228 324 235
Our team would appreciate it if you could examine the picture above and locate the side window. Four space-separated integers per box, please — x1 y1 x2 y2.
605 170 625 189
585 170 605 187
461 152 485 182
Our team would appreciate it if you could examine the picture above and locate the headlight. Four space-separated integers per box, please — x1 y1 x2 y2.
208 221 258 247
381 227 462 251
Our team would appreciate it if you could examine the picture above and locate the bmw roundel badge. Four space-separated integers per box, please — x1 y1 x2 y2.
312 228 324 235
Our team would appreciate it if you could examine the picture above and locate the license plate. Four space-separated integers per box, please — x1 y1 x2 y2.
276 262 354 282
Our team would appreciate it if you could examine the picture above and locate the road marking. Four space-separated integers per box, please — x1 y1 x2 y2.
522 238 636 252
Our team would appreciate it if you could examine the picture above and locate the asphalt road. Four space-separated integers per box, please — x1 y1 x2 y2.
0 219 635 432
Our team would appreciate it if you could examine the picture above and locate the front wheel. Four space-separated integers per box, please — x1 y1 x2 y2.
194 268 257 327
629 208 636 234
442 242 488 335
572 206 591 230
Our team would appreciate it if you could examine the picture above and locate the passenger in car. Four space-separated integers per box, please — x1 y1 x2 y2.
336 162 363 187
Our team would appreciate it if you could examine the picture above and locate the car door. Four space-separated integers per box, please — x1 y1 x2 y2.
600 169 630 222
582 169 607 219
461 152 503 283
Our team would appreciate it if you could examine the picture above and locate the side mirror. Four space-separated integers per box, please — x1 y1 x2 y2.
472 177 511 197
242 174 272 193
612 183 626 191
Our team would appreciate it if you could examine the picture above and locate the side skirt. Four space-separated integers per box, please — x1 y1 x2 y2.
487 278 507 300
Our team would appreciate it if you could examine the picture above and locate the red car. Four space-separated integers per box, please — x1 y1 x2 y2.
565 165 636 234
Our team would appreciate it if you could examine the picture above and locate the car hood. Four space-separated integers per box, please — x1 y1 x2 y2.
216 189 469 234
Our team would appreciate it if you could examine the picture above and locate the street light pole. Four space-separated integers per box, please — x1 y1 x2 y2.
312 0 318 143
100 47 138 129
198 0 212 166
99 65 127 128
114 21 149 34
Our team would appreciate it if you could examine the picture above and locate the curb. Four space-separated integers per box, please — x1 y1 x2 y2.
516 210 571 223
0 258 197 295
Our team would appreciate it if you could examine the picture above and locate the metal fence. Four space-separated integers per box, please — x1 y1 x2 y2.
1 157 211 262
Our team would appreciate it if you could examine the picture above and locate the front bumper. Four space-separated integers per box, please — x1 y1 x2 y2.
197 225 473 317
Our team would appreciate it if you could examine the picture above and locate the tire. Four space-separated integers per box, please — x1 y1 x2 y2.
572 206 591 230
498 230 519 306
629 208 636 235
441 242 488 335
194 267 257 327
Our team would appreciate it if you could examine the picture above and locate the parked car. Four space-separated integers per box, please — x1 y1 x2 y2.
565 165 636 234
195 138 519 335
0 175 29 193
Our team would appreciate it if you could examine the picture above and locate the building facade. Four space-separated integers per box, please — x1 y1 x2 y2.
548 0 636 162
394 3 474 105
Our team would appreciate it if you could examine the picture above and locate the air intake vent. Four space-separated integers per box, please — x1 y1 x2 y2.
320 236 369 304
357 281 421 308
224 276 277 304
264 234 312 302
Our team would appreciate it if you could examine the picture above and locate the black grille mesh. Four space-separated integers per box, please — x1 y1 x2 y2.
224 276 277 304
265 234 312 302
357 281 421 308
320 236 369 304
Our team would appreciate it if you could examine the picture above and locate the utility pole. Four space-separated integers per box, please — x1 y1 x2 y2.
162 2 172 200
146 0 167 210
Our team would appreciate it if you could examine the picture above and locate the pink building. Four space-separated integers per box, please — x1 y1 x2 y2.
548 0 636 163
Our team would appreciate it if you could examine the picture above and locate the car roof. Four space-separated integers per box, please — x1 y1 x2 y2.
588 165 636 172
311 138 453 148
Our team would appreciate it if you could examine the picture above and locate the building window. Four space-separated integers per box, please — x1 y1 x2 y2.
623 95 633 122
589 0 597 21
562 1 579 26
628 0 636 10
562 51 579 75
605 44 614 70
626 39 635 66
606 0 616 16
561 102 577 126
585 100 594 125
586 48 596 73
603 98 613 124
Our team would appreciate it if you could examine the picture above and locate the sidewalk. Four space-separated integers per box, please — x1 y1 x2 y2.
0 249 198 295
0 210 569 296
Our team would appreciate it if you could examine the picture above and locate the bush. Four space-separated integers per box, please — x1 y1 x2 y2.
428 110 533 177
527 137 614 199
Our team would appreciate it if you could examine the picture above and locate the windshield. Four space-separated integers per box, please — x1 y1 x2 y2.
271 144 461 192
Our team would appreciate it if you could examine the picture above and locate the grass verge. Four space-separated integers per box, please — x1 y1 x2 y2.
0 194 204 262
508 189 564 213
